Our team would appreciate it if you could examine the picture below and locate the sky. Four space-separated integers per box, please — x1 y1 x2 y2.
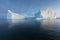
0 0 60 19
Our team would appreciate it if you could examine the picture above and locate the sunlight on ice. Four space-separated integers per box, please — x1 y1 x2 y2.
41 7 56 19
36 7 60 20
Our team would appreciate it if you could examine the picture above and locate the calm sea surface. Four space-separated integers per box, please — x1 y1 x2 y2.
0 19 60 40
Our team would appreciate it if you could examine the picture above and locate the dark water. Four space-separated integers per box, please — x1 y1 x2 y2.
0 19 60 40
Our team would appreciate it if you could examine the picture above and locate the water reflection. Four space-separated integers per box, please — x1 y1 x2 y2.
8 19 26 28
8 19 40 28
7 19 60 40
41 19 60 30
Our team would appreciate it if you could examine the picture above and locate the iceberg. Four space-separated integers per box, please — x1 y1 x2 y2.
7 10 25 23
55 13 60 19
41 7 56 19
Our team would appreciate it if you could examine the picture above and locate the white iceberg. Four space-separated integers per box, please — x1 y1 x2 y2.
41 7 56 19
7 10 25 24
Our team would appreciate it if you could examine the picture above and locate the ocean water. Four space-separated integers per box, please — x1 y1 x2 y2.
0 19 60 40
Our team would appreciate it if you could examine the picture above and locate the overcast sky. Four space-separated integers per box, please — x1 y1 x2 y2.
0 0 60 18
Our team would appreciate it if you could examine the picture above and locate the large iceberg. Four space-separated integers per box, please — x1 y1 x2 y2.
41 7 56 19
7 10 25 23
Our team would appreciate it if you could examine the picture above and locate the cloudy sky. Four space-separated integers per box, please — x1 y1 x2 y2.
0 0 60 18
